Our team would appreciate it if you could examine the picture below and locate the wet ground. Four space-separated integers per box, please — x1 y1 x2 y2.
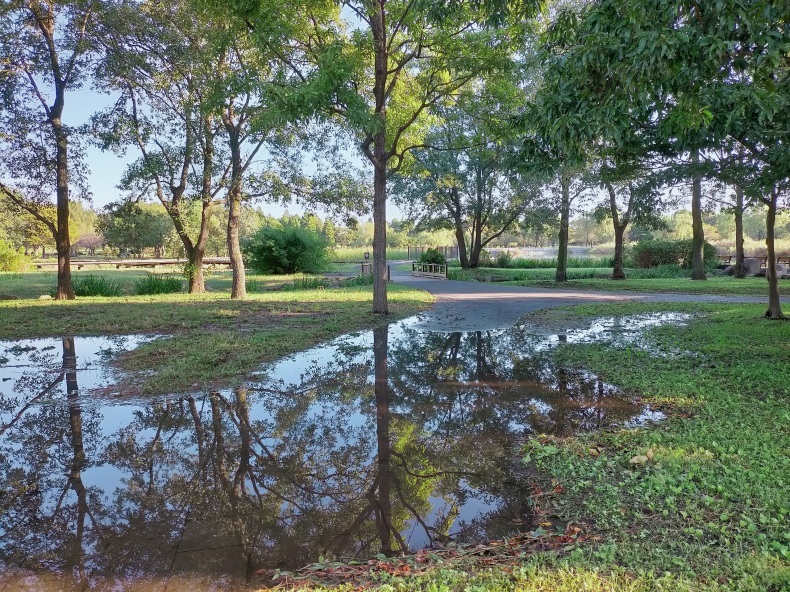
0 314 684 591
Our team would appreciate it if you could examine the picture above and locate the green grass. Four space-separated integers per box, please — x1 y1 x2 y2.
515 302 790 590
447 267 778 297
0 269 433 395
133 273 183 295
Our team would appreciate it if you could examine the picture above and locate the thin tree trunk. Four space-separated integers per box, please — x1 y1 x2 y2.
734 185 745 279
691 148 706 280
370 6 388 314
764 189 784 319
606 182 627 280
372 152 388 314
450 188 469 269
224 118 246 300
613 225 626 280
54 123 74 300
556 176 570 282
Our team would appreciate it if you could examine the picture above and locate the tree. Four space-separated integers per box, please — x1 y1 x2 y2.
0 0 101 299
595 158 665 280
529 0 790 316
231 1 531 313
392 81 538 269
93 0 231 293
97 201 172 256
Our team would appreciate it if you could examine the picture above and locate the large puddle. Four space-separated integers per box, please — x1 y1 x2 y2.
0 314 683 590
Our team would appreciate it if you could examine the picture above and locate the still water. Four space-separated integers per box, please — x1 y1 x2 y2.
0 314 680 590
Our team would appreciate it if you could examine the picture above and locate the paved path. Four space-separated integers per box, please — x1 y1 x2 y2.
390 267 783 332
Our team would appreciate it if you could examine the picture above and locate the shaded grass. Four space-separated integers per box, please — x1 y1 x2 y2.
0 274 433 395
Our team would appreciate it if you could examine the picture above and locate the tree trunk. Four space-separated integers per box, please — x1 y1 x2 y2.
370 6 388 314
764 189 784 319
690 148 706 280
606 182 627 280
613 225 626 280
450 188 469 269
556 176 570 282
225 122 246 300
373 325 392 554
372 150 388 314
54 123 74 300
734 185 745 279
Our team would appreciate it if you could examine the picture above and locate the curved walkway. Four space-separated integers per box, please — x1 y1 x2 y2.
390 267 784 332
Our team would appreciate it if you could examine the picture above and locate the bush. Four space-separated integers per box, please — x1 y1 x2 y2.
342 274 375 287
133 274 183 295
0 239 30 272
417 247 446 265
494 251 514 268
57 275 125 297
244 225 330 274
630 239 717 269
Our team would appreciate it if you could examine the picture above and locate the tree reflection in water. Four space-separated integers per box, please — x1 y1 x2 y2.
0 321 654 589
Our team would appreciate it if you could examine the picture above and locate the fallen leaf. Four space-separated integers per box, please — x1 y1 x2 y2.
646 448 655 461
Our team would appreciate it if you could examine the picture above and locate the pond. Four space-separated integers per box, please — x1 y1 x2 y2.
0 314 681 590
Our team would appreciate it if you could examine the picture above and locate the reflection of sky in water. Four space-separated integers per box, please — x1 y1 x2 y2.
0 312 681 582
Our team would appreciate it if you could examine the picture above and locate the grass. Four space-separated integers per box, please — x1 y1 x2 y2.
0 269 433 395
447 266 779 297
133 273 183 295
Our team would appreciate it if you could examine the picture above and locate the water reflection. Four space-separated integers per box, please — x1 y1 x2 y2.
0 316 670 589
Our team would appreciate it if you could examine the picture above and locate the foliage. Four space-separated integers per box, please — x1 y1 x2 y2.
0 239 30 272
417 248 446 266
97 201 172 257
56 275 125 298
133 274 183 295
504 257 615 270
342 274 375 288
631 240 717 269
243 224 331 275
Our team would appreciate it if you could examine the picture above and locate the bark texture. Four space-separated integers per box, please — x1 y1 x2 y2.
690 148 707 280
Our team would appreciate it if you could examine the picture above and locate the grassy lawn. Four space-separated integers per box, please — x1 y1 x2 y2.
448 267 779 297
0 269 433 395
271 302 789 591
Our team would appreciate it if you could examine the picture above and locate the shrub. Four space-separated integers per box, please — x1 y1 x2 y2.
133 274 183 295
280 275 330 291
418 247 446 265
494 251 514 268
0 239 30 272
244 225 330 274
57 275 125 297
630 239 717 269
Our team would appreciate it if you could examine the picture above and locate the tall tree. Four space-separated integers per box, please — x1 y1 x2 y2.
0 0 101 299
230 0 531 313
527 0 790 316
392 82 537 269
93 0 227 293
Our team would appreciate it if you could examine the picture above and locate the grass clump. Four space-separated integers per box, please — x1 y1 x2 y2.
133 274 183 295
56 274 126 297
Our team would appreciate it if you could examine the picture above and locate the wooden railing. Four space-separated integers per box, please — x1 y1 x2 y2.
411 262 447 279
361 263 391 281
